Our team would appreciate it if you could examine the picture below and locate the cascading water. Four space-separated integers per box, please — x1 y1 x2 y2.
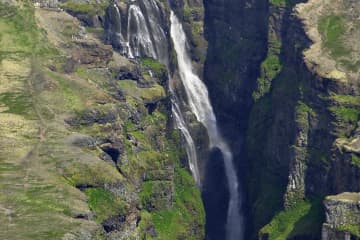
170 92 201 186
127 4 157 59
170 11 244 240
141 0 168 64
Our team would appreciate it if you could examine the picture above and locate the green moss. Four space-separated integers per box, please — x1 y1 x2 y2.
253 54 282 101
351 154 360 168
295 101 315 125
329 106 359 123
318 15 349 58
338 224 360 237
85 188 128 223
141 58 167 78
331 94 360 106
60 1 107 16
260 199 324 239
0 92 33 116
150 168 205 240
140 181 173 211
269 0 287 7
118 80 166 103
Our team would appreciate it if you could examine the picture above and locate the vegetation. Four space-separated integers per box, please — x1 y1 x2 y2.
85 188 128 223
338 224 360 237
351 154 360 168
150 167 205 240
318 15 348 58
60 1 108 16
329 106 359 123
295 101 315 125
118 80 166 103
141 57 167 78
260 199 324 240
253 54 282 101
269 0 287 7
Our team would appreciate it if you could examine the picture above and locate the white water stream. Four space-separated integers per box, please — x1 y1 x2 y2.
170 11 244 240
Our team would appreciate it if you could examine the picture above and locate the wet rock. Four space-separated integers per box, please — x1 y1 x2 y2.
322 192 360 240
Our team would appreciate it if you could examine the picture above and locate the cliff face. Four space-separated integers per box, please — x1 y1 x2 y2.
202 0 360 239
1 0 359 239
0 0 205 239
322 193 360 239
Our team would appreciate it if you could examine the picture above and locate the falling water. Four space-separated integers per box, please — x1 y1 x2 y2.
170 91 201 186
170 11 244 240
142 0 168 64
127 4 157 59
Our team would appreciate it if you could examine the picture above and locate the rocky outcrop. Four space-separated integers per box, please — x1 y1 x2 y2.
104 0 169 63
205 1 359 239
322 192 360 240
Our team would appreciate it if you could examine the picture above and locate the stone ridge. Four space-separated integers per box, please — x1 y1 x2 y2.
323 192 360 239
296 0 360 87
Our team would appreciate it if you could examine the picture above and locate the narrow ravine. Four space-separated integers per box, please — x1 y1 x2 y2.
170 11 244 240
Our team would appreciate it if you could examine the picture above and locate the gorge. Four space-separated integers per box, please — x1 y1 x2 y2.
0 0 359 240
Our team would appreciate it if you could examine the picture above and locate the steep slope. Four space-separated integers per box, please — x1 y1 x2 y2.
0 1 205 239
203 0 359 239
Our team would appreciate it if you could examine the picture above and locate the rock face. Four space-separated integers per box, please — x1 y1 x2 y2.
322 193 360 240
203 0 360 239
104 0 169 63
0 1 205 240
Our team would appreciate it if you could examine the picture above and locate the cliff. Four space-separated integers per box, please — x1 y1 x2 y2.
322 192 360 239
0 0 359 239
202 0 360 239
0 0 205 239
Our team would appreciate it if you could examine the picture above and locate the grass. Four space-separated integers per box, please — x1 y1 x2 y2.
318 15 349 58
329 106 359 123
85 187 128 223
269 0 287 7
118 80 166 103
260 198 324 240
338 224 360 237
331 94 360 106
253 54 282 101
141 58 167 78
150 167 205 240
46 71 84 110
60 1 108 16
140 181 173 211
0 91 33 116
351 154 360 168
295 101 315 125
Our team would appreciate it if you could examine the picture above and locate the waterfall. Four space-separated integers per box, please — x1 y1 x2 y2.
127 4 157 59
170 91 201 186
141 0 168 64
170 11 244 240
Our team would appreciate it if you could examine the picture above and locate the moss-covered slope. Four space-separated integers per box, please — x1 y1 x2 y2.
0 1 204 239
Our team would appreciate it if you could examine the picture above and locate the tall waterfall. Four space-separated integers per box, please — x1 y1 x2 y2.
170 11 244 240
127 4 157 59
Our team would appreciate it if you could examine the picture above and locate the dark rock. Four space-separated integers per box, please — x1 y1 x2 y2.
71 41 113 66
102 214 126 232
63 58 77 73
68 134 97 149
116 66 141 81
65 106 118 127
